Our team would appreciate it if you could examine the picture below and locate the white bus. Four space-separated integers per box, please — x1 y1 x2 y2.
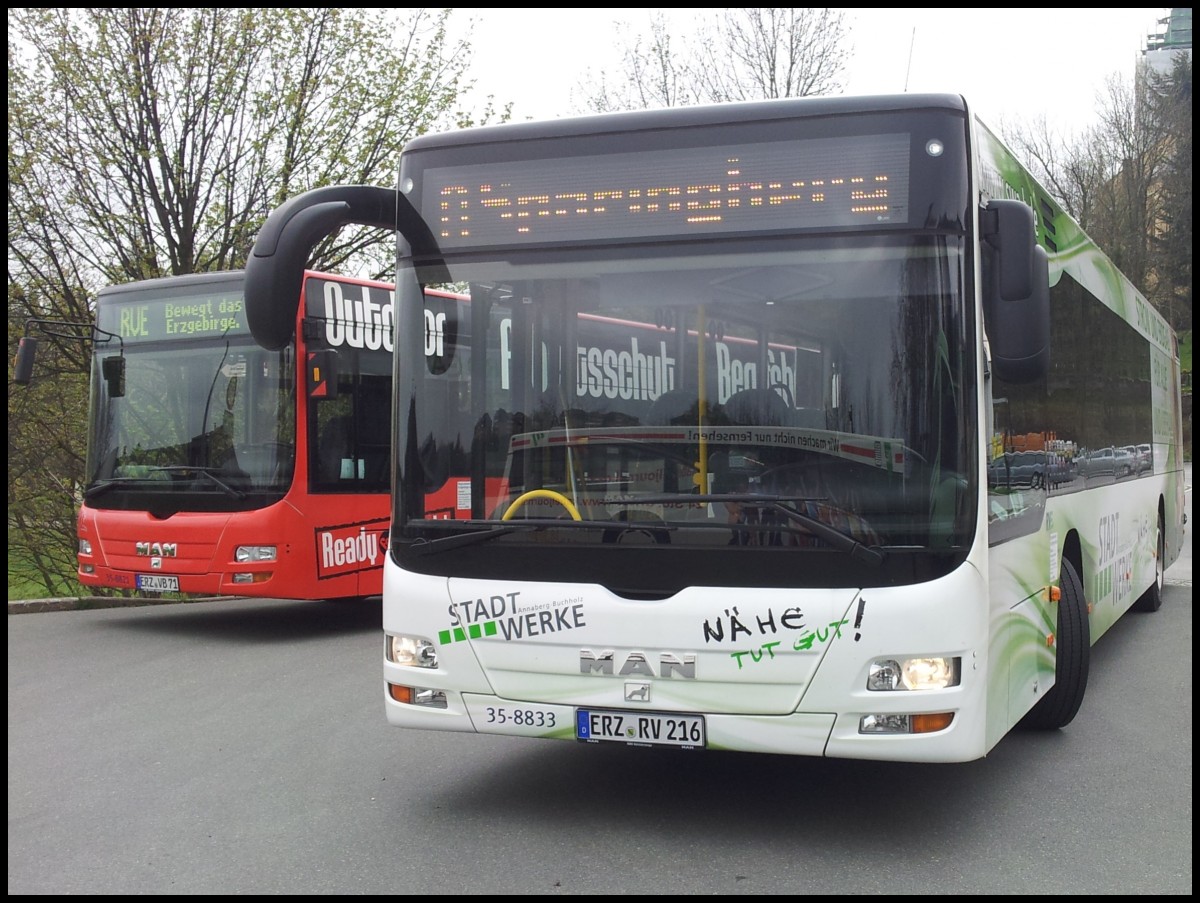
244 94 1186 762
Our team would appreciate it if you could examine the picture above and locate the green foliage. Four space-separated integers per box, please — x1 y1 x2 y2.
7 368 90 600
7 545 66 601
8 8 491 288
7 8 506 598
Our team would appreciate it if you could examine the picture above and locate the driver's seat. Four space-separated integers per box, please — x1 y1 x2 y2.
722 388 793 427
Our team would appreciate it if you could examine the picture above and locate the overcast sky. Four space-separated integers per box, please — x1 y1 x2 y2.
446 8 1169 134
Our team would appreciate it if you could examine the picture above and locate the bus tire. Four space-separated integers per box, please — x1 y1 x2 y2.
1019 558 1090 731
1132 512 1165 613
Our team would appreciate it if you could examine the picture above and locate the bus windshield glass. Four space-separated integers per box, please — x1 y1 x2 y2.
86 332 295 507
404 233 975 558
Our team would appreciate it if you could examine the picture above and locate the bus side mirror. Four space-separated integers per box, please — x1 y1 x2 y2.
245 185 403 351
12 318 123 390
102 355 126 398
983 200 1050 384
13 336 38 385
983 199 1035 302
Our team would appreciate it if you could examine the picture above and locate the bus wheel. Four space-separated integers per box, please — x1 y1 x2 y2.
1132 512 1165 613
1019 558 1090 731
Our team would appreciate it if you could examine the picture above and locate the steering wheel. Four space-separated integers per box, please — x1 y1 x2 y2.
769 381 795 410
502 489 582 521
601 510 670 545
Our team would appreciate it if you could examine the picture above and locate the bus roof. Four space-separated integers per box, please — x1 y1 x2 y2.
402 93 972 151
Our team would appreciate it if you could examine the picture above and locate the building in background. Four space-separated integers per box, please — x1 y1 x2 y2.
1143 8 1192 76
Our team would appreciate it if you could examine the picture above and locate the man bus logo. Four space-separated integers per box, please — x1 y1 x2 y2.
135 542 177 557
580 649 697 679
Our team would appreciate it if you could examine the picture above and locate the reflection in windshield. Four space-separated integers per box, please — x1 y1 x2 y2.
404 236 975 552
87 338 295 502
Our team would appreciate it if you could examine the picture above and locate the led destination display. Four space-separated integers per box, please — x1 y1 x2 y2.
423 132 911 248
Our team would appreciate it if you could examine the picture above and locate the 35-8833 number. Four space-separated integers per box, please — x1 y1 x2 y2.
484 707 557 728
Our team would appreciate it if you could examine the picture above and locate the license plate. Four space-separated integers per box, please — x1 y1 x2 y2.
136 574 179 592
576 708 704 749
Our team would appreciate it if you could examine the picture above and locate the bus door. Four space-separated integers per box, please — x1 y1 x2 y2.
303 275 394 598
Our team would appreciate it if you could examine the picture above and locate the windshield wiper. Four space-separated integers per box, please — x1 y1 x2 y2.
604 492 886 567
758 500 885 566
156 466 247 499
87 465 246 500
84 478 138 500
407 523 525 556
409 494 884 566
407 515 677 556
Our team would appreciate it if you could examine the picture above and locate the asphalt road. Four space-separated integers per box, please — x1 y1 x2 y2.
7 468 1192 894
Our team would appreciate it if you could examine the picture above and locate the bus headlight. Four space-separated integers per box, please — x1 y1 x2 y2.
388 635 438 669
235 545 277 563
78 539 92 555
867 656 960 691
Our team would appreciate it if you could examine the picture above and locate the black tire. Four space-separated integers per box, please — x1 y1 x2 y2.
1019 558 1090 730
1132 512 1165 613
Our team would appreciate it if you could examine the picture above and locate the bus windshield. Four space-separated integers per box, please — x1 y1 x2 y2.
404 233 975 563
87 335 295 507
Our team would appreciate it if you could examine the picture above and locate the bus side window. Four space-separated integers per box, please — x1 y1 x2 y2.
318 415 354 481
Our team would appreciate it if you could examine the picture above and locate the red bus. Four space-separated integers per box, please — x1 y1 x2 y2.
59 269 453 601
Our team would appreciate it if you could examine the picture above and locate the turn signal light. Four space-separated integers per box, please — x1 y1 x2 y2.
910 712 954 733
387 683 447 708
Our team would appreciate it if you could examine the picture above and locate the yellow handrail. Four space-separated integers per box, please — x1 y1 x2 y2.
501 489 583 521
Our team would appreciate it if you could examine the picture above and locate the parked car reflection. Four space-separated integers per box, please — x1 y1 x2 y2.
1078 446 1117 481
1115 446 1136 479
987 450 1072 490
1134 444 1153 475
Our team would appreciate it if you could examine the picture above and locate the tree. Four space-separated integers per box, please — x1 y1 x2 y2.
1001 114 1111 234
579 15 692 113
9 8 496 290
1002 57 1192 334
1146 55 1192 332
696 8 850 103
576 8 850 113
7 7 502 597
1088 67 1171 291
